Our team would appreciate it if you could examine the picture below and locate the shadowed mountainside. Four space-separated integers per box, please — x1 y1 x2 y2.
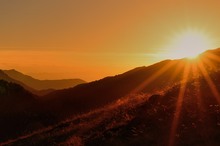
0 80 58 142
3 69 86 90
5 69 220 146
0 79 37 113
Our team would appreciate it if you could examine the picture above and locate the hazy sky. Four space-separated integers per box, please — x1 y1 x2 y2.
1 0 220 81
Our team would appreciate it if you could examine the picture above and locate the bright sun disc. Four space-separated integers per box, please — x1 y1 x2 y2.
167 29 214 59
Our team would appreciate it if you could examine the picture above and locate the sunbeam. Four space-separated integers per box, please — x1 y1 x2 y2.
169 61 185 81
205 52 220 63
191 63 205 118
199 54 220 73
168 63 190 146
198 61 220 104
203 52 220 70
131 61 177 94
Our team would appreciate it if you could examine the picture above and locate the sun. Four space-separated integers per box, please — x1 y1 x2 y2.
166 29 214 59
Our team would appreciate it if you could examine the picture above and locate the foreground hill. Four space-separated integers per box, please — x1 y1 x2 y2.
3 69 86 90
5 68 220 146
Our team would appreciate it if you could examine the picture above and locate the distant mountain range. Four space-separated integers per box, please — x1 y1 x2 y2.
0 69 86 96
3 69 86 90
1 48 220 145
0 70 37 94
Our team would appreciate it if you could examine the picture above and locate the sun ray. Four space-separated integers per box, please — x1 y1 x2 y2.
168 63 190 146
203 52 220 69
169 61 185 81
204 51 220 63
198 60 220 104
197 57 217 73
131 61 177 94
191 63 205 116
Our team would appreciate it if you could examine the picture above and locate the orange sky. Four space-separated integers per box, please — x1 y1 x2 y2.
1 0 220 81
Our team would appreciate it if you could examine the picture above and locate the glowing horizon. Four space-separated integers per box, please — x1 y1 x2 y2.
1 0 220 81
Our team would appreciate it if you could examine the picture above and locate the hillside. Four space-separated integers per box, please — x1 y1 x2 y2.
0 79 37 113
4 68 220 146
43 60 179 112
3 69 86 90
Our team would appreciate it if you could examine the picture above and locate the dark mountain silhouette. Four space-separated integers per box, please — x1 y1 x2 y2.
3 69 86 90
0 79 37 113
0 80 37 141
5 65 220 146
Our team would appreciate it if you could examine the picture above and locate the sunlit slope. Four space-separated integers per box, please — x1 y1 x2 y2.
6 65 220 146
